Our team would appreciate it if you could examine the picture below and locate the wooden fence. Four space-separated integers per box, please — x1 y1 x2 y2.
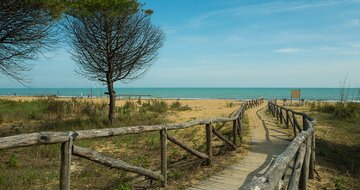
242 101 316 190
0 98 264 189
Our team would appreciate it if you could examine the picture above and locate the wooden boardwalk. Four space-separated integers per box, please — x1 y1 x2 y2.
188 104 292 190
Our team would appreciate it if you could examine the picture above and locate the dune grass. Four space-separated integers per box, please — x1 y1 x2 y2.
288 103 360 190
0 97 246 189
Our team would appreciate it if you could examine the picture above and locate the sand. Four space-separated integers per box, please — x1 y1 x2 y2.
0 96 242 123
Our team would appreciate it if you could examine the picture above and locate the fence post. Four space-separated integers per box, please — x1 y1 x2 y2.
309 131 316 179
160 128 167 187
60 132 77 190
300 135 312 190
279 108 283 124
285 110 290 128
233 120 238 146
206 123 212 165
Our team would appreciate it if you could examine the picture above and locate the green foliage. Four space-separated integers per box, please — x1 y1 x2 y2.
114 182 132 190
334 177 345 190
309 102 360 121
66 0 139 17
7 154 18 168
170 101 191 111
226 102 235 108
140 100 168 114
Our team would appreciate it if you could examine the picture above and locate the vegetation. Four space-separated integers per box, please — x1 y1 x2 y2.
288 103 360 189
65 1 164 124
307 101 360 121
0 98 245 189
0 0 62 82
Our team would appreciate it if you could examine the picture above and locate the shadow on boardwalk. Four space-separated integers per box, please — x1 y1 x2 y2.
188 104 292 190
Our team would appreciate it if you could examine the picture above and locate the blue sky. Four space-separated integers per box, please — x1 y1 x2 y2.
2 0 360 88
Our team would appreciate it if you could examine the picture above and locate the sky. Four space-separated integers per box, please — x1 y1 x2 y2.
2 0 360 88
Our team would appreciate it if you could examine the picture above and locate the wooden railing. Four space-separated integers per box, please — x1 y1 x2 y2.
242 101 316 190
0 98 264 190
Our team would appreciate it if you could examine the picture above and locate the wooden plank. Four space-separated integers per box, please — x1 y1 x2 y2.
160 129 167 187
59 132 76 190
72 145 164 181
212 127 236 150
288 142 306 190
206 123 213 165
167 134 209 160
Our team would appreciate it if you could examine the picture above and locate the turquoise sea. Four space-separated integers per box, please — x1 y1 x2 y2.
0 88 359 101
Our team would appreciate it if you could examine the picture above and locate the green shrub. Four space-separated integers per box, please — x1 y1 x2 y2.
140 100 168 113
170 101 191 111
7 154 18 168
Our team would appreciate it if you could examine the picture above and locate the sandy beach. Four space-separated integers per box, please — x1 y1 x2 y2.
0 96 242 124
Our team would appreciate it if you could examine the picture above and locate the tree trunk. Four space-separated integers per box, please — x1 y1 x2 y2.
107 80 115 125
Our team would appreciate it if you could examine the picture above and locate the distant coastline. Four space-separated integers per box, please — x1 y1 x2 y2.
0 88 359 101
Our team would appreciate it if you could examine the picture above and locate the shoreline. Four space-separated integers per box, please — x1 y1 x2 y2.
0 95 357 102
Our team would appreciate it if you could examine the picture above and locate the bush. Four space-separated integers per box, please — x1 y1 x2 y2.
170 100 191 111
314 102 360 120
140 100 168 113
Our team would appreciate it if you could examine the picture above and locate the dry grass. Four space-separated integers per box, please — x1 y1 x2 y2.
0 97 249 190
286 103 360 190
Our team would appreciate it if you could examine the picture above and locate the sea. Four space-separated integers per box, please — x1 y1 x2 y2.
0 88 359 101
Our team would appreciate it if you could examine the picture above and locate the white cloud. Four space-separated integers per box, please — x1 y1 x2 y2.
348 19 360 26
274 48 302 53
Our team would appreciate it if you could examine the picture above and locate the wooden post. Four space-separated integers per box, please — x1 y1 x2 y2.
279 109 283 125
300 135 312 190
237 117 242 136
60 132 76 190
288 142 306 190
285 110 290 128
309 131 316 179
276 108 279 121
292 113 298 136
233 120 238 146
302 116 309 131
206 123 212 165
160 129 167 187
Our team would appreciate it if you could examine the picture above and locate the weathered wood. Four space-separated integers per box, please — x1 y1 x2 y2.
232 120 238 146
0 132 73 150
285 110 290 128
167 134 209 160
60 132 76 190
242 127 314 190
212 127 237 150
288 142 307 190
302 115 309 131
160 129 167 187
293 114 303 132
206 123 213 165
75 125 165 140
292 113 298 136
237 117 242 136
72 145 164 181
309 131 315 179
300 134 312 190
280 109 284 124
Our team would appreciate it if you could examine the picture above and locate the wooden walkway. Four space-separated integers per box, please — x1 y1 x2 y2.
188 104 292 190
